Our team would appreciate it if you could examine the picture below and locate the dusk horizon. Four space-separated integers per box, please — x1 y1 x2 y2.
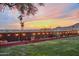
0 3 79 29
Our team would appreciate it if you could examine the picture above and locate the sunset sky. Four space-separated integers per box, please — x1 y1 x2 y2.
0 3 79 29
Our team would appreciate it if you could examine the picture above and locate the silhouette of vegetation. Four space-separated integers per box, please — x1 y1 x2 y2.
0 3 44 30
0 3 44 18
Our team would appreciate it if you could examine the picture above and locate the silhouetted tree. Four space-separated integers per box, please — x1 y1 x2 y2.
0 3 44 30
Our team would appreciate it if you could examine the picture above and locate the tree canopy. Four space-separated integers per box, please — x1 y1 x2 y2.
0 3 44 20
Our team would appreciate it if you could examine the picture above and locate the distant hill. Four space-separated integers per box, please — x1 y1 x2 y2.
53 23 79 31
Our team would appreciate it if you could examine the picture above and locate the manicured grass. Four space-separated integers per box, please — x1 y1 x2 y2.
0 36 79 56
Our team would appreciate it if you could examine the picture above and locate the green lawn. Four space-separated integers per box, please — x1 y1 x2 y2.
0 36 79 56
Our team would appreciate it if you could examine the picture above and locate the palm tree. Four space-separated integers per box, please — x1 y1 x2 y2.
0 3 44 30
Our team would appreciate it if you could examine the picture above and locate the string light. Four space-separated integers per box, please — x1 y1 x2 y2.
46 33 49 35
32 33 36 35
7 34 10 36
0 34 2 37
22 33 26 36
37 33 40 35
77 31 79 33
15 33 19 36
42 32 45 35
